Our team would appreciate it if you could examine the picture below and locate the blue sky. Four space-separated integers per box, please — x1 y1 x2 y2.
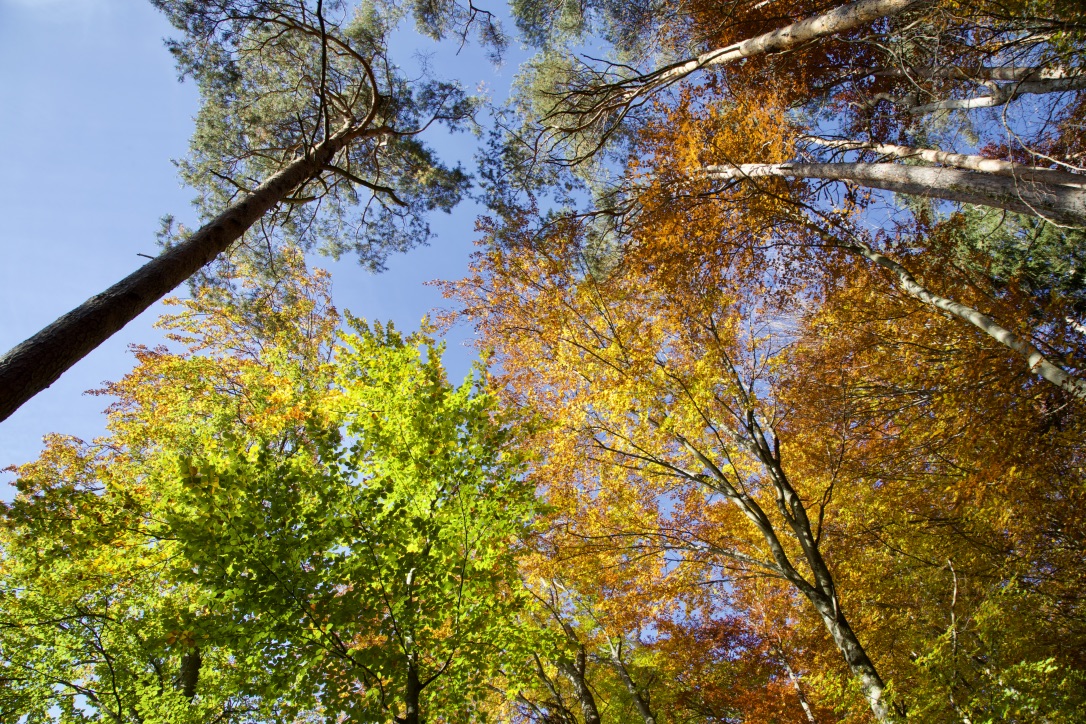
0 0 527 491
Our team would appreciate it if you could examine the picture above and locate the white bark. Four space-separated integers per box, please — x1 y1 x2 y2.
869 65 1078 82
845 242 1086 400
702 161 1086 226
806 137 1086 188
620 0 919 101
913 75 1086 113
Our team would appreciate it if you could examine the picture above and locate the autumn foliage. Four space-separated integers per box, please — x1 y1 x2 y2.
4 0 1086 722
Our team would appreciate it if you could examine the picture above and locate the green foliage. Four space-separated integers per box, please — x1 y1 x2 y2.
0 264 537 722
947 208 1086 311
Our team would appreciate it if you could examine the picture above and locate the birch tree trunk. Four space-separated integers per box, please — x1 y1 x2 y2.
0 132 356 423
702 161 1086 226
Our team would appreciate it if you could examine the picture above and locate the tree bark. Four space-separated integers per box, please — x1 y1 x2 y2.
558 650 603 724
609 650 657 724
629 0 919 99
913 75 1086 113
779 656 819 724
179 647 202 700
702 161 1086 226
869 65 1078 82
844 241 1086 400
806 137 1086 187
0 132 354 423
677 419 897 721
403 663 422 724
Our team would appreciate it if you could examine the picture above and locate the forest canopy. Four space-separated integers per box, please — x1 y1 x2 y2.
2 0 1086 722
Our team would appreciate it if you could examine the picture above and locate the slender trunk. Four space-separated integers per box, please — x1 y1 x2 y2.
404 662 422 724
0 133 351 423
680 426 897 721
806 137 1086 187
702 161 1086 226
634 0 918 97
559 650 602 724
179 647 201 700
913 75 1086 113
610 653 657 724
779 656 819 724
846 241 1086 400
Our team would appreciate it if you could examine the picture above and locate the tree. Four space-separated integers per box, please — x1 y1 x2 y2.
485 0 1086 401
443 169 1086 719
0 255 537 722
444 222 903 720
0 0 491 423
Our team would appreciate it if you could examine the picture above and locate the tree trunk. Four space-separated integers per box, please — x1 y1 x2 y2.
804 590 894 721
703 161 1086 226
869 65 1078 82
0 133 351 423
610 652 657 724
845 241 1086 400
680 422 898 722
806 137 1086 187
559 650 602 724
780 657 819 724
634 0 919 97
913 75 1086 113
179 647 202 700
404 662 422 724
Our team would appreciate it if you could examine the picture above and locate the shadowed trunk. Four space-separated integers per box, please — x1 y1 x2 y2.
403 663 422 724
179 648 202 700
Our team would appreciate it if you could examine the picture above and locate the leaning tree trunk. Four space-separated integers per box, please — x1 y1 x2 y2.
633 0 919 97
805 137 1086 187
0 132 353 423
703 161 1086 226
552 0 919 145
844 240 1086 400
609 651 657 724
558 650 603 724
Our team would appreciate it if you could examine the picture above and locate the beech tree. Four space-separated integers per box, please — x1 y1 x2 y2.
0 0 490 423
483 0 1086 402
0 256 536 723
444 192 1086 721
